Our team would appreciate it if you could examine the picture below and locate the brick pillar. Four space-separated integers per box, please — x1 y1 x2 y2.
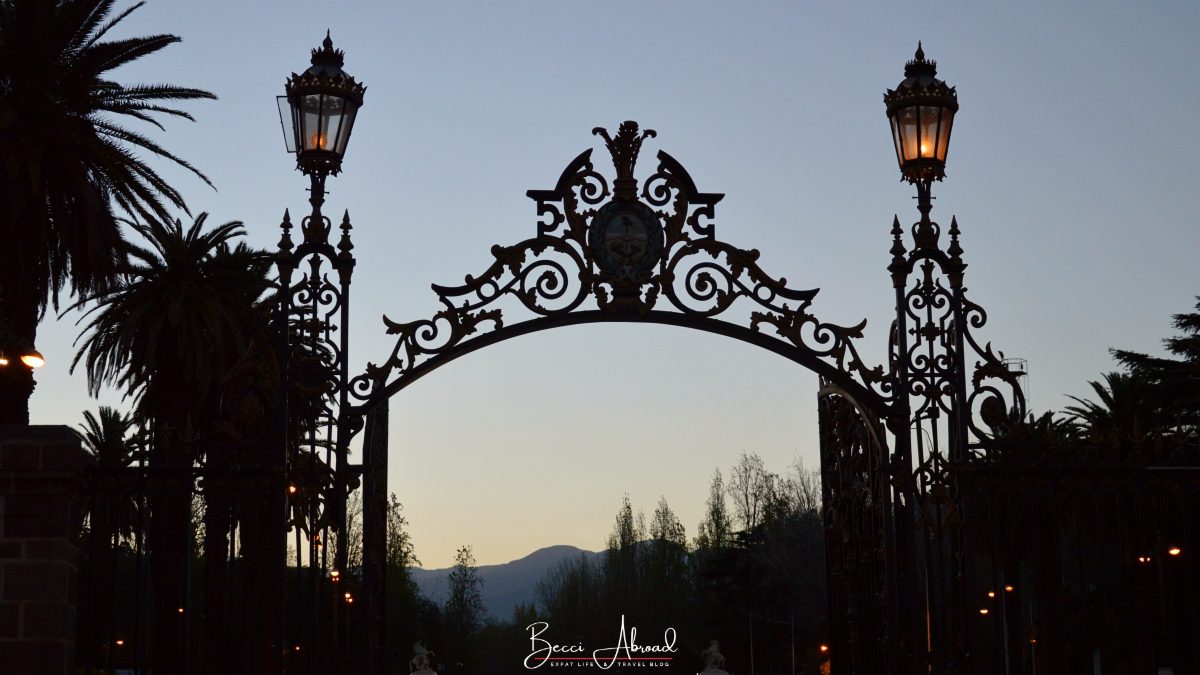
0 426 91 675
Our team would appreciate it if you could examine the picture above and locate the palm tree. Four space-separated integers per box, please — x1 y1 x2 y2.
71 213 272 673
0 0 215 424
75 406 143 667
1064 371 1157 462
77 405 143 541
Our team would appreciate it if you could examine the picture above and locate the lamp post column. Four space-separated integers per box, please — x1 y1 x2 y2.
277 31 366 675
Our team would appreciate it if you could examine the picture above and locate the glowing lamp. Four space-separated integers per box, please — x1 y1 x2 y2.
278 31 366 176
1168 547 1181 556
884 42 959 184
20 348 45 369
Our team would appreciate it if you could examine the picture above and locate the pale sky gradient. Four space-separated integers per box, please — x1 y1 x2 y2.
28 1 1200 567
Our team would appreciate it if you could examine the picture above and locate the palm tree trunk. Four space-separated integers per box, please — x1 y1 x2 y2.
0 289 38 425
202 464 231 675
150 419 193 674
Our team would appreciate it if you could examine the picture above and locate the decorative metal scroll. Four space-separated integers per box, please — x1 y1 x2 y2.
888 210 1027 458
348 121 892 415
886 187 1028 672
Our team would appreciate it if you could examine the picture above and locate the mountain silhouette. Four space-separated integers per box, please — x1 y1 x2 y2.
411 545 600 619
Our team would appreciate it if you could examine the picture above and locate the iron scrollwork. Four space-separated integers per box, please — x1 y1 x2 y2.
348 121 892 413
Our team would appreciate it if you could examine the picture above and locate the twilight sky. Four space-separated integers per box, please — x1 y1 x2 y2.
29 1 1200 568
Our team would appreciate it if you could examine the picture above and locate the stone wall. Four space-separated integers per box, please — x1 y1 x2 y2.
0 426 90 675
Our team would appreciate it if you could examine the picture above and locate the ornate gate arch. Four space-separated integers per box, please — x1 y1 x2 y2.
279 121 1025 674
344 121 892 419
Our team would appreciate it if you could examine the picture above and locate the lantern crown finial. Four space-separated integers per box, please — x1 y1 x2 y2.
905 41 937 78
311 29 345 69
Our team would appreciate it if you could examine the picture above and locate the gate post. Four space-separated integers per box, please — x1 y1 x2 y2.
362 401 389 675
0 426 90 675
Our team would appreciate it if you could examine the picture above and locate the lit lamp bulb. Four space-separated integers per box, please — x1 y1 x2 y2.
0 351 8 366
1168 547 1182 556
310 132 327 150
21 349 45 369
919 142 929 156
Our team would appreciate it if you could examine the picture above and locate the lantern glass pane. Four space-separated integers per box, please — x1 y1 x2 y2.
936 108 955 162
334 101 359 156
277 96 297 153
919 106 940 159
890 117 904 168
321 95 347 156
301 94 324 151
897 106 919 163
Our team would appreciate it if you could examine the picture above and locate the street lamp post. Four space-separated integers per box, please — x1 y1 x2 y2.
278 30 365 674
883 43 983 673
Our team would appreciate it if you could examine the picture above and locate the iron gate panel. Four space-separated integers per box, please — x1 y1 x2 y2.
819 383 899 675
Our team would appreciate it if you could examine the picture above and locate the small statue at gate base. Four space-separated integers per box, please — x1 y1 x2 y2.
410 641 437 674
700 640 730 675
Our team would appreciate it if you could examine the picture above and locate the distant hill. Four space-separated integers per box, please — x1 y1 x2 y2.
411 545 600 620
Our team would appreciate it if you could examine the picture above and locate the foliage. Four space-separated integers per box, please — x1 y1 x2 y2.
694 469 733 551
76 405 143 543
0 0 215 312
534 456 827 674
70 213 273 413
1113 296 1200 438
443 544 485 672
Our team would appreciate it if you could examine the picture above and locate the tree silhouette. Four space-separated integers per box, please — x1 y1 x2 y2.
0 0 214 423
70 213 271 672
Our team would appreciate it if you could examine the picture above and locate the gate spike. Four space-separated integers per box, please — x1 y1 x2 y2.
278 209 294 253
338 210 354 255
947 216 962 259
890 215 906 257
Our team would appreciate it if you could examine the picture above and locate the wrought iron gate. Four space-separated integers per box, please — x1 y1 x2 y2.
819 383 900 674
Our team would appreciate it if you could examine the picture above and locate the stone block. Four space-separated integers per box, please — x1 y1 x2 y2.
1 641 68 674
3 561 69 602
0 444 39 471
2 495 70 538
0 601 19 637
22 601 72 640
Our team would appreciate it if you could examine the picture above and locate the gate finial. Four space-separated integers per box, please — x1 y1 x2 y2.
592 120 656 200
